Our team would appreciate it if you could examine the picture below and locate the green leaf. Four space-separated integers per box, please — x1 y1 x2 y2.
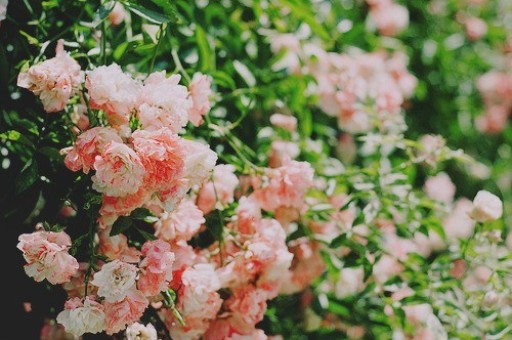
149 0 177 18
0 130 35 150
130 207 159 223
111 216 133 236
211 70 236 90
125 2 173 24
196 26 213 72
330 233 348 248
136 227 157 240
233 60 256 87
16 160 38 194
38 147 63 161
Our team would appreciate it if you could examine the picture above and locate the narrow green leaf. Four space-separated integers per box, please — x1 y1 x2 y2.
111 216 133 236
196 26 212 72
16 160 38 194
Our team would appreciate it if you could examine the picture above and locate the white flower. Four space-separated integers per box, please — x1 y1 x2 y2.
0 0 8 22
180 139 218 187
126 322 158 340
91 260 137 302
56 297 106 336
334 267 365 298
471 190 503 223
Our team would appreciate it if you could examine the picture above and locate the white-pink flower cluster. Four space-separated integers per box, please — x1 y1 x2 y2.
475 71 512 133
366 0 409 36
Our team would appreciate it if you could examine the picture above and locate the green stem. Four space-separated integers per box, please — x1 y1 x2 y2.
149 24 166 73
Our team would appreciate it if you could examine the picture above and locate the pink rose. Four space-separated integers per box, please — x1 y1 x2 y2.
188 72 212 126
17 40 82 112
98 227 141 263
423 172 456 203
197 164 239 214
155 200 205 242
56 296 106 336
138 240 175 296
369 3 409 36
17 230 79 285
465 17 487 41
226 286 268 333
91 260 138 303
269 113 298 132
471 190 503 222
104 288 149 335
108 2 127 26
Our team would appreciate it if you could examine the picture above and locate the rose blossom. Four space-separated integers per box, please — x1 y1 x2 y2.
17 40 82 112
369 3 409 36
17 230 79 285
56 296 106 336
126 322 157 340
104 288 149 335
138 72 191 132
138 240 175 296
471 190 503 222
98 228 141 263
91 259 137 302
197 164 239 214
465 17 487 41
226 286 268 334
423 172 456 204
334 267 365 298
85 64 141 126
180 139 218 188
155 200 205 241
63 127 123 173
188 72 213 126
108 2 127 26
268 141 300 168
269 113 298 132
91 142 145 197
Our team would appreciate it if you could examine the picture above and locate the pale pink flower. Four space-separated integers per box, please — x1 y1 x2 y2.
17 40 82 112
91 259 137 303
229 329 268 340
226 286 268 334
62 263 97 298
269 113 298 132
170 240 198 271
334 267 365 298
188 72 212 126
417 134 445 166
180 139 218 188
391 286 414 302
138 240 175 296
234 196 262 235
403 303 433 326
92 142 144 197
443 198 475 241
126 322 157 340
270 33 301 54
86 64 141 126
17 230 79 285
104 288 149 335
40 319 75 340
251 158 314 211
471 190 503 222
465 17 487 41
70 103 90 132
138 72 190 132
373 255 403 284
63 127 122 174
197 164 239 214
155 200 205 242
98 228 141 263
369 3 409 36
477 72 512 106
108 2 127 26
0 0 8 22
56 296 106 336
269 141 300 168
423 172 456 203
476 106 509 134
99 188 150 226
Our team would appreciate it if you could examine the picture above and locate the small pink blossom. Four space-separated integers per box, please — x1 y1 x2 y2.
471 190 503 222
369 3 409 36
180 139 218 188
197 164 239 214
98 228 141 263
226 286 268 334
423 172 456 203
138 240 175 296
443 198 475 241
17 40 82 112
108 2 127 26
269 141 300 168
91 259 137 303
188 72 212 126
334 267 365 298
104 288 149 335
269 113 298 132
100 188 150 227
40 319 75 340
155 200 205 242
465 17 487 41
56 296 106 336
126 322 157 340
86 64 141 126
234 196 262 235
17 230 79 285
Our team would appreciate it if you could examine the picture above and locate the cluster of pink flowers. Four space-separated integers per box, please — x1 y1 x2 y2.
366 0 409 37
475 70 512 133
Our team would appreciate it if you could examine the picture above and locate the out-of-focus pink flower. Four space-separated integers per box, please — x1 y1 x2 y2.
465 17 488 41
63 127 122 174
443 198 475 241
138 240 175 296
269 141 300 168
104 288 149 335
138 72 190 132
17 40 82 112
476 106 510 134
126 322 157 340
56 296 106 336
373 255 403 284
197 164 239 214
423 172 456 203
155 200 204 241
188 72 212 126
17 230 79 285
251 158 314 212
92 141 145 197
334 267 365 298
269 113 298 132
40 319 75 340
369 3 409 36
471 190 503 222
108 2 127 26
86 64 141 126
91 260 137 303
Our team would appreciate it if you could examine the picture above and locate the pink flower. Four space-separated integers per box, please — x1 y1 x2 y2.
226 286 268 334
471 190 503 222
70 103 90 132
63 127 123 174
197 164 239 214
92 141 145 197
334 267 365 298
85 64 141 126
268 141 300 168
373 255 403 284
234 196 262 235
181 139 218 188
423 172 456 203
138 240 175 296
269 113 297 132
465 17 487 41
56 296 106 336
17 40 82 112
17 230 79 285
91 259 137 303
104 288 149 335
188 73 213 126
40 319 74 340
138 72 190 132
98 228 141 263
62 263 97 298
229 330 268 340
251 158 314 211
126 322 157 340
443 198 475 241
108 2 127 26
155 200 205 242
369 3 409 36
99 188 150 226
